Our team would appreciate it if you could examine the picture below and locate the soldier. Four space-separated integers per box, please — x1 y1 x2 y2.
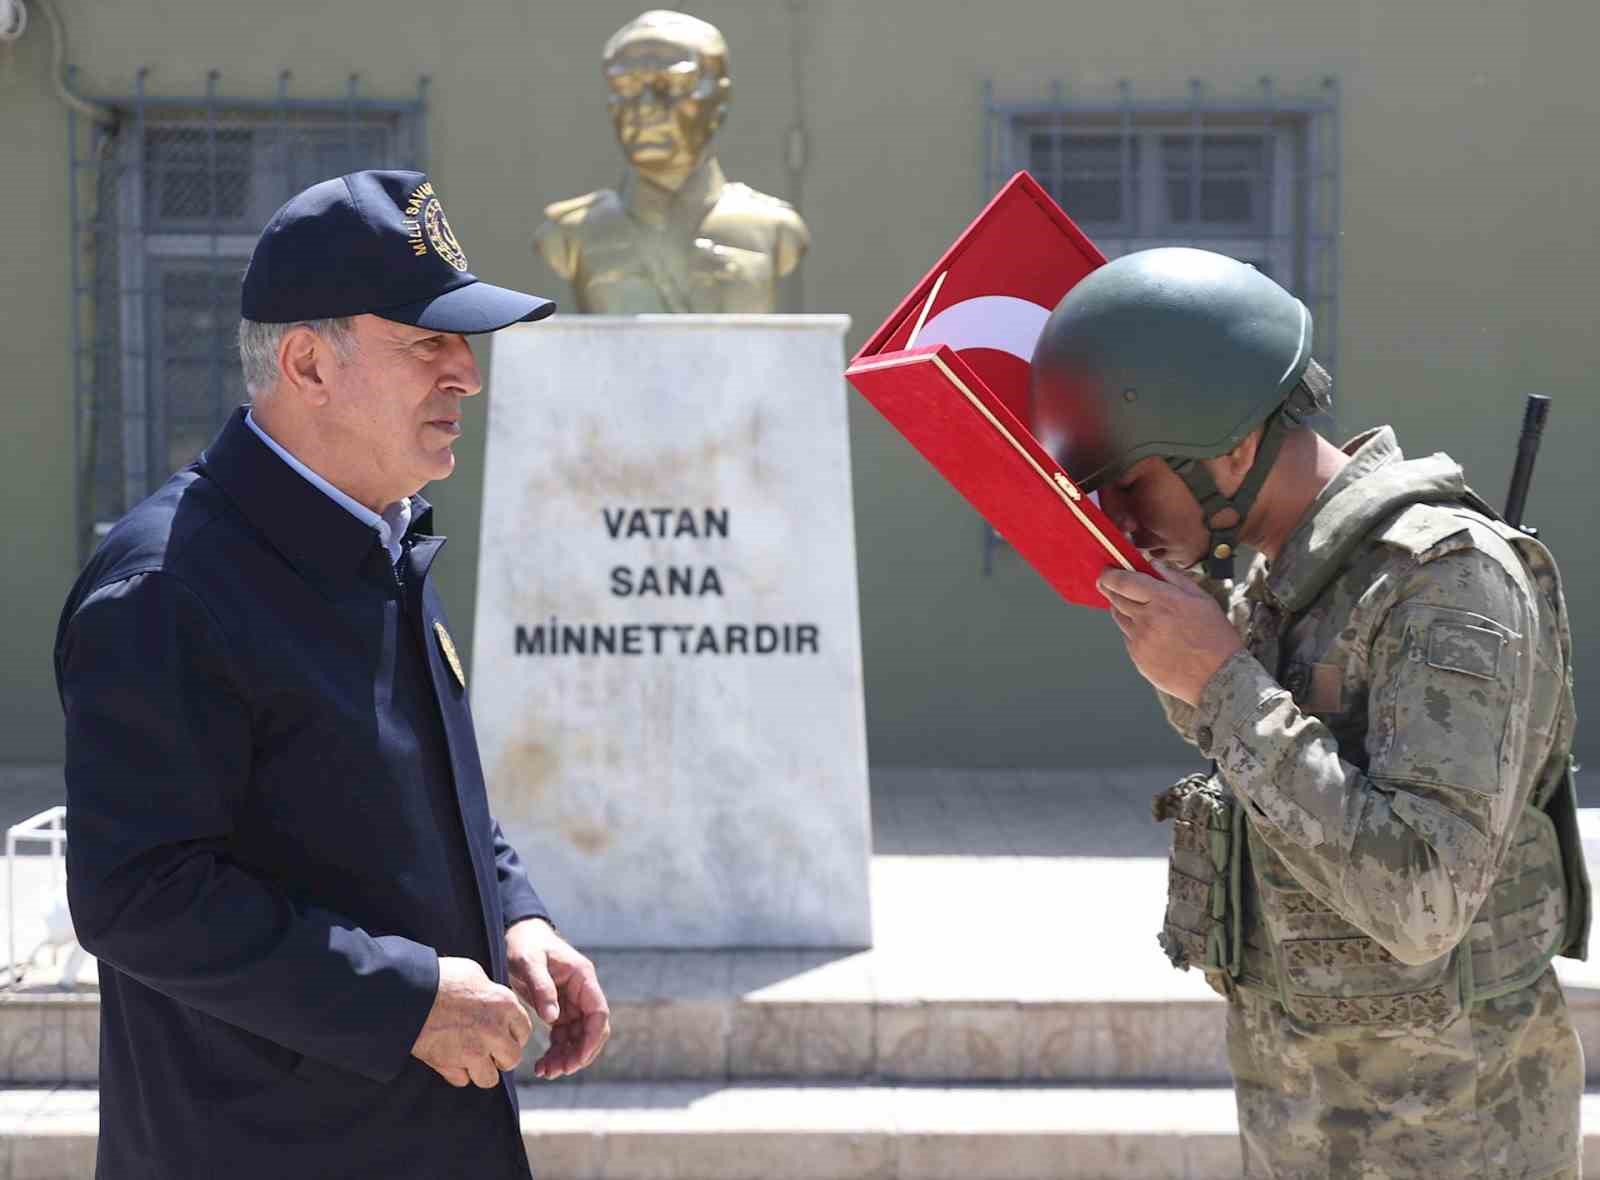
1031 247 1590 1178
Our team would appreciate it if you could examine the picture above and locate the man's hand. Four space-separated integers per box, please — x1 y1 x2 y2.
411 957 533 1089
505 918 611 1080
1098 563 1244 706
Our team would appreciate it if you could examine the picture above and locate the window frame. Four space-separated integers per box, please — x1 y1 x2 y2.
978 78 1341 576
1020 120 1301 281
68 77 429 554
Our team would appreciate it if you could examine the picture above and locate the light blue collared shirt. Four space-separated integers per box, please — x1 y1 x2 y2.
244 410 413 567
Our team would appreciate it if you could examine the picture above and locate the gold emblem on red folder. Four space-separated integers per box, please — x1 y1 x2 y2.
434 621 466 689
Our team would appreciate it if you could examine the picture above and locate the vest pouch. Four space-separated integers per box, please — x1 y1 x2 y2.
1490 519 1589 960
1543 761 1592 961
1245 826 1465 1036
1154 772 1242 994
1464 796 1579 1002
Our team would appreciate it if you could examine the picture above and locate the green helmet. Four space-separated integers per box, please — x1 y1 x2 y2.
1030 246 1331 572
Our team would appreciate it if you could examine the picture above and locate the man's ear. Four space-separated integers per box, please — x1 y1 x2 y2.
277 326 333 406
1213 427 1262 493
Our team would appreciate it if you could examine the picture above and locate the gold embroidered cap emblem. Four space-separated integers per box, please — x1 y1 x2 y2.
424 199 469 272
403 181 470 272
435 621 466 689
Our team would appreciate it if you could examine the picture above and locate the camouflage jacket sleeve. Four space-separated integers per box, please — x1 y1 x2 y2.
1157 572 1251 744
1193 547 1539 967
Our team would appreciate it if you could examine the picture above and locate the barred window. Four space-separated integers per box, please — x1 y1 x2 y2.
1027 133 1137 229
69 82 426 552
979 78 1340 574
1023 123 1292 279
987 78 1339 347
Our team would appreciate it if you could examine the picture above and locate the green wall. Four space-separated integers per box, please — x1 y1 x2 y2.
4 0 1598 769
1 21 77 762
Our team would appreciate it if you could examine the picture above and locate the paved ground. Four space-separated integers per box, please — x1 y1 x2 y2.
869 765 1183 858
0 762 1193 851
0 768 64 838
15 757 1600 845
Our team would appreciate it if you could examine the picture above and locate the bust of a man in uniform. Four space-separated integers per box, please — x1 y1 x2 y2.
533 9 809 313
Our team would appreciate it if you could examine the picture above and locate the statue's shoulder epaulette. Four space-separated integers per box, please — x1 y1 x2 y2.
720 183 799 218
543 189 622 226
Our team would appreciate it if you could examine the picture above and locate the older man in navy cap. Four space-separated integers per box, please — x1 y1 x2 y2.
55 171 608 1178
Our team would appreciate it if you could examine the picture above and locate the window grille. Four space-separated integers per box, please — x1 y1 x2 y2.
66 70 428 557
981 76 1341 573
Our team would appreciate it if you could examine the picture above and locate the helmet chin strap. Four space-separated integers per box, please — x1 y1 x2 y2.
1162 367 1328 579
1166 409 1288 580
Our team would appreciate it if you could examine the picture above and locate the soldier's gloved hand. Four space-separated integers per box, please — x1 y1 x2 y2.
1098 561 1244 706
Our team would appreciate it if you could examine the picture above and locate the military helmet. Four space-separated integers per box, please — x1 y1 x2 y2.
1031 247 1323 491
1030 247 1331 574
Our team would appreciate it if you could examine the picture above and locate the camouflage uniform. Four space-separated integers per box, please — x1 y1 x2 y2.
1159 426 1585 1178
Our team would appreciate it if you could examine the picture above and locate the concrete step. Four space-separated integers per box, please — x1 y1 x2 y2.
18 961 1600 1089
7 1083 1600 1179
520 1082 1246 1179
0 1082 1242 1179
0 982 1231 1088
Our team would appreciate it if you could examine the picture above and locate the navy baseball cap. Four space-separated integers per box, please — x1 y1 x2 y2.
241 170 556 333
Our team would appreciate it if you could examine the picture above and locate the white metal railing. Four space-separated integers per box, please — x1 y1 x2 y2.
6 806 68 990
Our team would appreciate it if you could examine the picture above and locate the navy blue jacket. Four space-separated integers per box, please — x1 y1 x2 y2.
55 408 548 1178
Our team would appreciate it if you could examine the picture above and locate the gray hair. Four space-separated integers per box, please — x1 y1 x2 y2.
237 317 358 398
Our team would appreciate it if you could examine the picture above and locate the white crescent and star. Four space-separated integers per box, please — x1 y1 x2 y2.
914 294 1098 507
913 295 1052 362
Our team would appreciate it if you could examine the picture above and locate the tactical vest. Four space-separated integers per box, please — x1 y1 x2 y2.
1160 501 1591 1032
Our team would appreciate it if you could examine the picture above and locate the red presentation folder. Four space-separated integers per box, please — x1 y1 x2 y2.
845 172 1156 609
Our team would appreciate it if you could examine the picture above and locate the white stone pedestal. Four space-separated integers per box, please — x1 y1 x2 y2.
474 316 871 948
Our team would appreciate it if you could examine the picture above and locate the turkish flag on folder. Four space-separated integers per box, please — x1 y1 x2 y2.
847 172 1156 609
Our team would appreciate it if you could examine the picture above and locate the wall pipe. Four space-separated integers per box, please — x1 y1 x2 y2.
31 0 118 127
0 0 27 43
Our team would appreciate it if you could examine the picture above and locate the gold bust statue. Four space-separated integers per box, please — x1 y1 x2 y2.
533 9 810 313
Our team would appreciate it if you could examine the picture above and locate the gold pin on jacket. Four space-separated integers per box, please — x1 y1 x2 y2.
434 621 466 689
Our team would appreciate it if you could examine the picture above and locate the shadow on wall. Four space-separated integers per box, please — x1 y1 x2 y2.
869 765 1195 858
0 766 66 838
